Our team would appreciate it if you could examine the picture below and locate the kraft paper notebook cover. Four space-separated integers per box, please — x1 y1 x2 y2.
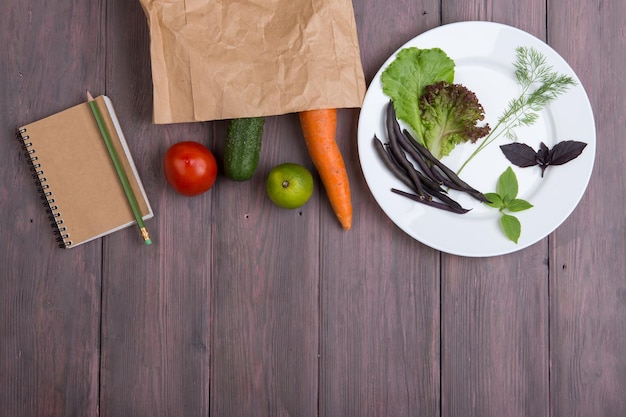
17 95 153 248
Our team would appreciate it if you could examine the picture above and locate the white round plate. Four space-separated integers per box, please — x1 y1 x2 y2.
357 21 595 257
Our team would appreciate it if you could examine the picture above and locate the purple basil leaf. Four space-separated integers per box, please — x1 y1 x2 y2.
536 142 550 164
500 143 538 167
548 140 588 165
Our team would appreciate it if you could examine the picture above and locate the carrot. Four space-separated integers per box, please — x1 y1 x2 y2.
299 108 352 230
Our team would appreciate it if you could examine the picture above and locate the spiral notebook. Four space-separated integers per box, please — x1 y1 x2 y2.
17 95 153 248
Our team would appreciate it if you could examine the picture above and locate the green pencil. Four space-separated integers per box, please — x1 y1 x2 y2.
86 91 152 245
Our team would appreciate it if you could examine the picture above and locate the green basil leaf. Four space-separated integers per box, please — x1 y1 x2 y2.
507 198 534 212
501 214 521 243
484 193 503 209
496 166 519 201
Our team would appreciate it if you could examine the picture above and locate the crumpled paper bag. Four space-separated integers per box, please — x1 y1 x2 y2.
138 0 367 124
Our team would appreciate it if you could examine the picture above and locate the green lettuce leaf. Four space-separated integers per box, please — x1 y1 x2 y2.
381 47 455 141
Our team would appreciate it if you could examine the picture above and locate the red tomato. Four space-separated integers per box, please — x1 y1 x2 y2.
164 141 218 196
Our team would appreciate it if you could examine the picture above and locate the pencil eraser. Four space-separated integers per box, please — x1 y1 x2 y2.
144 239 152 246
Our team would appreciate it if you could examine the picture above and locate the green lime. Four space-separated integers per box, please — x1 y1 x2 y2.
265 163 314 209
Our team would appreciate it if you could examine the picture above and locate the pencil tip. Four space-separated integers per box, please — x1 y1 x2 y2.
86 90 94 101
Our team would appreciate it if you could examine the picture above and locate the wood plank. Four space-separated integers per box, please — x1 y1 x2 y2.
209 113 320 416
0 2 103 417
440 2 550 417
98 1 212 416
320 2 442 416
548 0 626 416
441 253 550 417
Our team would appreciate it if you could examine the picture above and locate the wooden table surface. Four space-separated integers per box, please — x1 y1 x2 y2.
2 0 625 416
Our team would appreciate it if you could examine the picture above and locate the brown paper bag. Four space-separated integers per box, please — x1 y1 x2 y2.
138 0 367 124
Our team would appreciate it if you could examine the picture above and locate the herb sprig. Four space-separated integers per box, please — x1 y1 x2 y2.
500 140 588 176
484 167 533 243
457 46 577 174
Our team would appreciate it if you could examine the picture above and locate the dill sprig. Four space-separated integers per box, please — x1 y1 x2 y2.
457 46 577 174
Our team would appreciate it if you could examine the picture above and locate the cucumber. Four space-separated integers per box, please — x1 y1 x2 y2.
223 117 265 181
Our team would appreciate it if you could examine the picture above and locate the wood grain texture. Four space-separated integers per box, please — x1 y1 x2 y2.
0 2 103 417
440 2 550 417
319 2 441 416
441 253 550 417
210 114 320 417
98 1 212 416
548 0 626 416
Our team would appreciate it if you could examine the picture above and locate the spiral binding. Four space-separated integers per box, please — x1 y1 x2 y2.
16 127 72 248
